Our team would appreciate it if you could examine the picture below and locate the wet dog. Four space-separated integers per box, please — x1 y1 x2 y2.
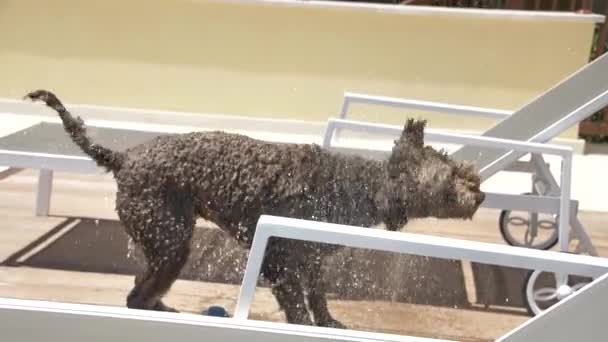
25 89 484 328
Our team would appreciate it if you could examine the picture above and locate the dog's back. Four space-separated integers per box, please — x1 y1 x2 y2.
116 130 386 244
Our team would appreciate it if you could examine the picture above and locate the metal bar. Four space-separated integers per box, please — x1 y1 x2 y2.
233 236 270 320
342 92 513 120
481 192 562 213
321 120 336 148
0 298 448 342
478 88 608 180
507 160 550 174
325 119 572 158
512 87 608 144
234 215 608 320
571 216 599 256
558 154 573 253
531 154 561 193
35 169 53 217
338 97 351 119
0 150 101 174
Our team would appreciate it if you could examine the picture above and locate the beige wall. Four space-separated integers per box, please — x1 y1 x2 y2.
0 0 599 138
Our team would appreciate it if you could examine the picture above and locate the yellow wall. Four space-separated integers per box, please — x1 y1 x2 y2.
0 0 598 138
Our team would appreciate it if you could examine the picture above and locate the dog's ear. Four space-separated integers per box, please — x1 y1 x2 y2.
388 119 425 176
397 118 426 149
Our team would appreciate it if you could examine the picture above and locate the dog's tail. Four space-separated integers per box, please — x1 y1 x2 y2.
24 90 125 173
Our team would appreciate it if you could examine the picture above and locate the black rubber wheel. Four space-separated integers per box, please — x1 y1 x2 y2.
498 193 559 250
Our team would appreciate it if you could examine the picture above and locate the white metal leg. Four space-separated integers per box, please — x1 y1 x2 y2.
35 169 53 217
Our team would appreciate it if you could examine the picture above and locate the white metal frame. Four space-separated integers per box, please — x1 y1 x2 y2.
0 149 103 216
338 92 513 121
477 87 608 178
234 215 608 320
0 297 451 342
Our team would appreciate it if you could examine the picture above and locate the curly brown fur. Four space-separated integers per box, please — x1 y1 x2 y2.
25 89 484 328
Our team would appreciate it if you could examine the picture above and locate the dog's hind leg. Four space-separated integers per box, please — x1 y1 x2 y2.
306 259 347 329
118 192 195 312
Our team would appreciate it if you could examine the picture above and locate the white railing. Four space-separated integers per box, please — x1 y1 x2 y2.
0 297 449 342
337 88 608 178
322 118 574 254
234 215 608 320
339 92 513 120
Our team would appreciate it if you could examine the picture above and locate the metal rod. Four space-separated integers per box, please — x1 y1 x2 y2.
35 169 54 217
326 118 572 157
559 154 573 253
342 92 512 120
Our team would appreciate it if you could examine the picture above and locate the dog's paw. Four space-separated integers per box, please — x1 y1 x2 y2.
317 319 348 329
153 301 179 312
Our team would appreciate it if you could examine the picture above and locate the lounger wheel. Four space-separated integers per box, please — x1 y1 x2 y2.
498 193 559 250
523 270 591 316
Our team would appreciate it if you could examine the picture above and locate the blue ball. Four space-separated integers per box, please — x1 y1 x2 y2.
203 305 229 317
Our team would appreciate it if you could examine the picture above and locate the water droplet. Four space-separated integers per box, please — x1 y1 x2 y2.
94 219 99 226
126 238 135 259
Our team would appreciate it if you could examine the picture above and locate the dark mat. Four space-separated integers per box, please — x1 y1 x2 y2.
4 217 531 310
11 218 248 285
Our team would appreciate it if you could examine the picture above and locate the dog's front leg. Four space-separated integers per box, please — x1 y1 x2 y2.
269 271 314 326
306 259 347 329
262 249 314 326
